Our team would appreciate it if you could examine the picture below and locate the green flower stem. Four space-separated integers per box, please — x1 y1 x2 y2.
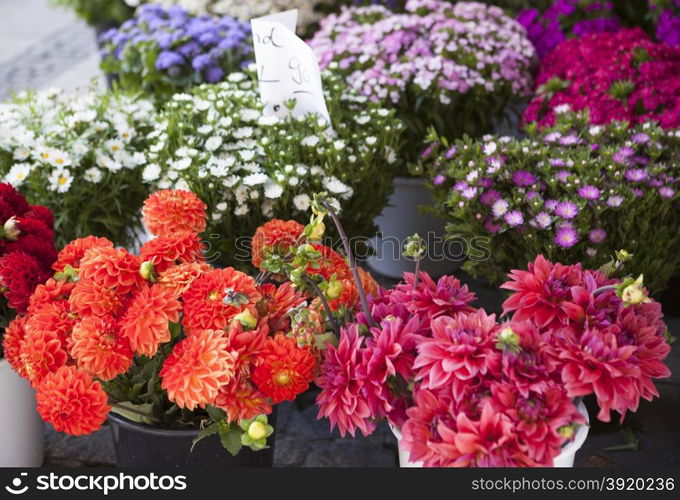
321 201 375 328
303 275 340 337
109 402 160 423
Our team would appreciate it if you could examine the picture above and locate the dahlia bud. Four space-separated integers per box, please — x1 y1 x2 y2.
402 233 426 261
307 220 325 242
139 261 156 282
618 275 651 307
233 309 257 330
496 327 521 354
239 415 273 451
1 216 20 241
325 279 343 300
558 425 575 440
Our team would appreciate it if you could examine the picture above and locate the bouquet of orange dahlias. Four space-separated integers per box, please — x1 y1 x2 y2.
1 189 373 455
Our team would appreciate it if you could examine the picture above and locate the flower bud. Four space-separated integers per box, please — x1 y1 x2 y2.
247 420 269 441
139 261 156 282
308 220 325 242
558 425 575 440
233 309 257 330
326 279 343 300
619 275 650 306
1 216 20 241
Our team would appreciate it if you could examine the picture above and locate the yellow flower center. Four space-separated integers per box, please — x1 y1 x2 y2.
58 176 68 186
275 370 292 386
208 290 221 301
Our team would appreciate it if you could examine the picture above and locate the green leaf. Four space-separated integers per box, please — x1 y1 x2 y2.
219 425 244 456
110 402 156 425
205 405 227 422
191 423 219 453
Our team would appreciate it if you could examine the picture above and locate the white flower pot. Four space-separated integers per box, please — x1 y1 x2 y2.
0 359 44 467
368 177 461 279
391 402 589 468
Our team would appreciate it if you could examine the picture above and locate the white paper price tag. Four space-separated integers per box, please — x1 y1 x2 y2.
251 10 331 125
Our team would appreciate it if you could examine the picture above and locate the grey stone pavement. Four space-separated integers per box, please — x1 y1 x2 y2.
3 0 679 468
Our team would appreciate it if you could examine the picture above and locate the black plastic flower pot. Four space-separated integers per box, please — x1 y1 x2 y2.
108 411 276 468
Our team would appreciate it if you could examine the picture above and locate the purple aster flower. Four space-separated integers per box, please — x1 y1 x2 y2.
631 132 650 144
192 54 214 71
613 147 635 164
484 218 501 234
433 174 446 186
534 212 552 229
556 170 570 183
632 188 644 198
589 228 607 244
156 50 185 70
607 195 624 207
512 170 537 187
504 210 524 227
453 181 468 192
462 186 478 200
480 189 501 205
659 186 676 198
492 199 509 218
549 158 566 167
578 185 601 200
445 146 458 159
555 226 579 248
526 191 539 201
559 134 580 146
544 199 558 211
625 168 648 182
555 201 578 219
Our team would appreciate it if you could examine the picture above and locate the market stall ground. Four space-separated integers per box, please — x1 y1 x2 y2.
2 0 679 469
41 273 680 468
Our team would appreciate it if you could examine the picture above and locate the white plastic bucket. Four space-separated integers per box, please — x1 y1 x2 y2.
0 359 44 466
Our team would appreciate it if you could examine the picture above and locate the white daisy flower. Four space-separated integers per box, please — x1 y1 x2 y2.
142 163 161 182
5 163 32 186
205 136 223 152
84 167 103 183
264 181 283 199
242 173 268 186
234 204 249 216
171 157 192 171
293 194 310 211
48 168 73 193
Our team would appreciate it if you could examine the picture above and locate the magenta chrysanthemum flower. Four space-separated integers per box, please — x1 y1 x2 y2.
589 228 607 244
504 210 524 227
555 226 579 248
578 185 601 200
414 310 501 399
554 201 578 219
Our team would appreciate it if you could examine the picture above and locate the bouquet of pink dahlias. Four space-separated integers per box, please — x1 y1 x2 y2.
315 251 673 467
524 28 680 129
309 0 536 171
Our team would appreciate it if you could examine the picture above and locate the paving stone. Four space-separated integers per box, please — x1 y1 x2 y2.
44 424 116 467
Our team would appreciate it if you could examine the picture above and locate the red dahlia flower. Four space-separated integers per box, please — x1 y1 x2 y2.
142 189 207 237
251 219 304 270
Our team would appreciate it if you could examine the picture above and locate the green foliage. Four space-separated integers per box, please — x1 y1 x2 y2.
49 0 134 26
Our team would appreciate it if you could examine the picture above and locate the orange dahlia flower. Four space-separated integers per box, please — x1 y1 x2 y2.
358 267 379 298
256 282 306 329
28 278 76 314
328 279 360 312
225 321 268 377
53 236 113 272
181 268 262 331
160 329 236 411
79 246 144 295
26 300 77 346
252 334 317 403
35 365 110 436
215 379 272 423
69 279 125 318
2 316 28 377
251 219 304 270
142 189 207 238
71 316 133 381
139 231 205 273
158 261 210 297
119 285 181 357
19 328 70 387
308 244 351 281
